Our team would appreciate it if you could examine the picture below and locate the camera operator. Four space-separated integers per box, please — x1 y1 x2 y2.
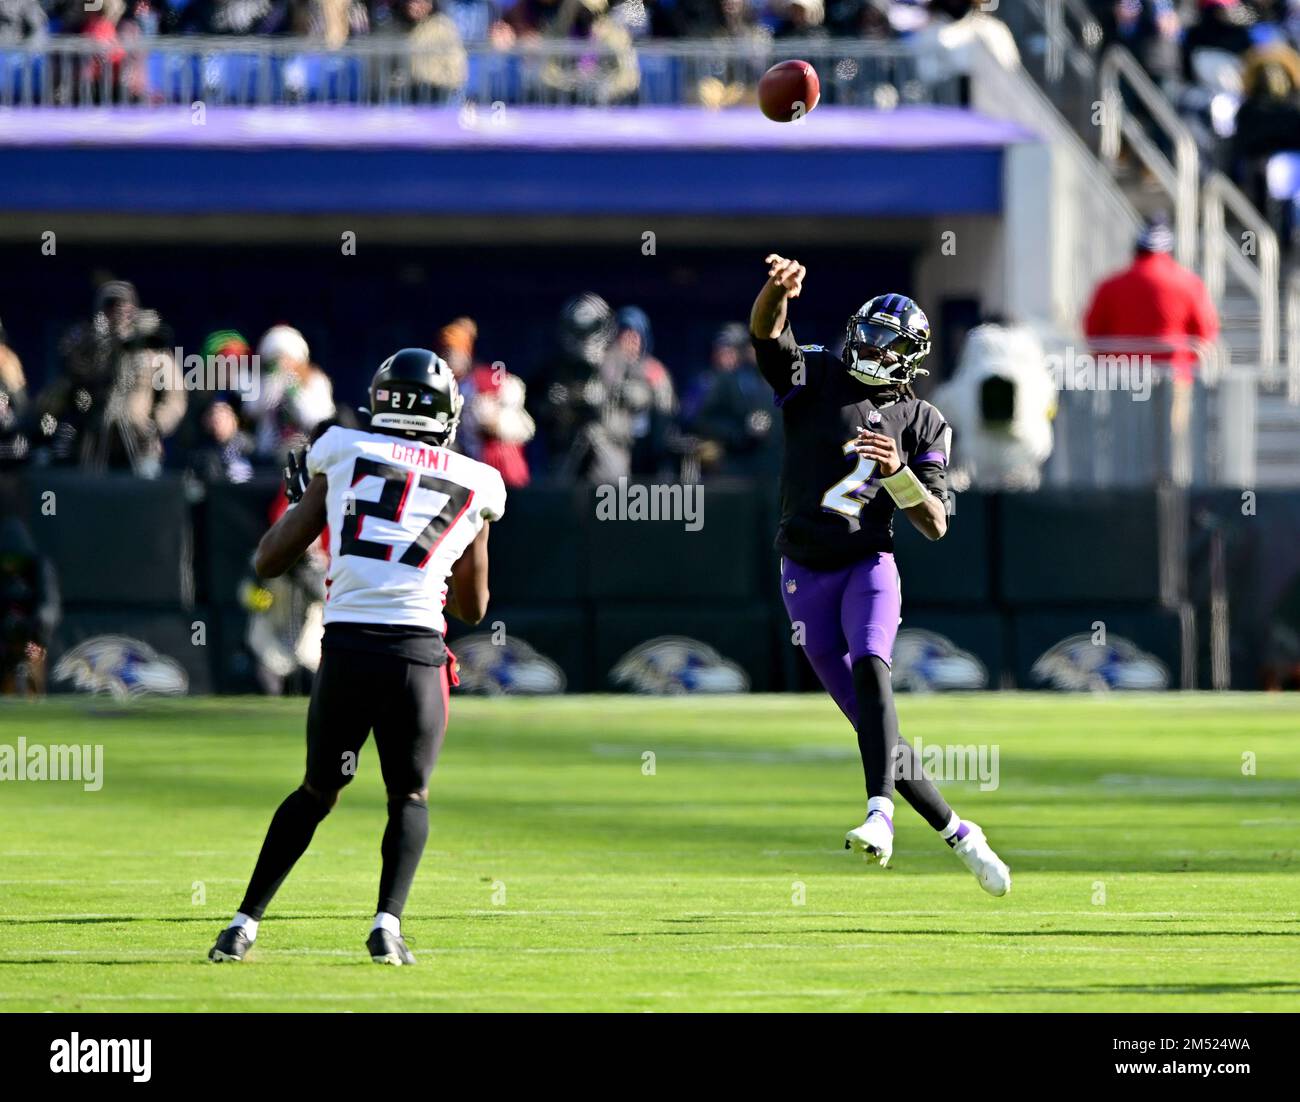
37 280 185 476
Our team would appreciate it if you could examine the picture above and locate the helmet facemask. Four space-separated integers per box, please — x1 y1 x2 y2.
843 311 931 387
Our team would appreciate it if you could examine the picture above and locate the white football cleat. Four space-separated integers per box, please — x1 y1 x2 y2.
949 821 1011 896
845 812 894 867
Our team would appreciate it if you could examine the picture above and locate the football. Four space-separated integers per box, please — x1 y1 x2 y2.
758 59 820 123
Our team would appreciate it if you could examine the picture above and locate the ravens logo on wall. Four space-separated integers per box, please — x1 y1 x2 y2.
53 636 189 700
610 637 749 694
1032 633 1169 692
892 629 988 692
452 634 566 695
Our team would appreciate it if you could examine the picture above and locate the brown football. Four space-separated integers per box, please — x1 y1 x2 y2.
758 60 820 123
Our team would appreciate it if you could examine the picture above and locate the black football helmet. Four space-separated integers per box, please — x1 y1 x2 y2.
843 294 932 387
557 292 616 368
368 348 463 445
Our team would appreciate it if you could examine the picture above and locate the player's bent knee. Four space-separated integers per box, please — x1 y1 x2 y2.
387 787 429 806
301 781 342 812
851 654 893 699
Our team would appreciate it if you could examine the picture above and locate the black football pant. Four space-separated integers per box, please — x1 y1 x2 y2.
237 648 450 922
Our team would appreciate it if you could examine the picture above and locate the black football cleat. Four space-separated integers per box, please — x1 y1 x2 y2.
208 926 253 963
367 928 416 965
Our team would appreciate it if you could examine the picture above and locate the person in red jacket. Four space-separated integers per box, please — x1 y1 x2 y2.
1083 216 1219 481
1083 216 1220 385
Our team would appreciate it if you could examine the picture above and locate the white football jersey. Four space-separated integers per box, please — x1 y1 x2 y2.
307 426 506 633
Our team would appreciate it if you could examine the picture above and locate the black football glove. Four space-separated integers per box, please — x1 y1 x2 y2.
283 447 309 504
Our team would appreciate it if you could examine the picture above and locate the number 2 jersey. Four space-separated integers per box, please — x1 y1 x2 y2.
753 324 951 571
307 425 507 648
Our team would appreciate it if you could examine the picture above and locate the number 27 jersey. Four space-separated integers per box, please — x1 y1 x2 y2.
307 426 507 634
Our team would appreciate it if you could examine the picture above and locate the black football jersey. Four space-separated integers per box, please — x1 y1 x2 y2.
754 324 951 570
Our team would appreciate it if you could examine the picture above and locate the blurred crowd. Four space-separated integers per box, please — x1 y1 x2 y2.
0 281 784 491
1094 0 1300 244
0 0 1003 46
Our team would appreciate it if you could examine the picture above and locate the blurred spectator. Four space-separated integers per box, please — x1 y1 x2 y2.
0 317 29 466
772 0 828 38
1083 215 1221 384
825 0 892 38
439 316 535 486
184 397 255 483
0 518 60 697
1233 45 1300 164
691 0 766 107
0 0 47 43
1103 0 1184 82
930 321 1056 492
242 324 335 463
682 322 780 479
81 0 137 102
1183 0 1257 75
911 0 1020 88
470 359 535 488
377 0 466 100
437 316 482 457
40 280 185 475
539 291 622 480
608 305 676 476
121 0 175 37
504 0 564 37
539 0 639 104
241 492 325 695
1084 215 1219 477
437 0 514 44
179 0 279 34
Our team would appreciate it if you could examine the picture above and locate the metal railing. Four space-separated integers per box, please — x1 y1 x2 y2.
1288 271 1300 403
1043 336 1254 488
0 36 957 110
1202 170 1281 379
1098 46 1199 268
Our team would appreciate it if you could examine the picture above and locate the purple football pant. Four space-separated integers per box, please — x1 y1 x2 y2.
780 553 952 829
780 553 902 678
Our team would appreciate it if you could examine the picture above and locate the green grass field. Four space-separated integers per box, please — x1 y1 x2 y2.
1 693 1298 1012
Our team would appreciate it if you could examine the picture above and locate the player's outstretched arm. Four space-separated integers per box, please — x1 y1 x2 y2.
254 475 328 578
749 254 805 340
445 523 491 626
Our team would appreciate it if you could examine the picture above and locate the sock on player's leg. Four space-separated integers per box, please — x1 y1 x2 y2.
228 911 260 940
237 785 334 921
372 911 401 935
376 794 430 920
852 655 900 803
939 811 972 847
867 796 895 822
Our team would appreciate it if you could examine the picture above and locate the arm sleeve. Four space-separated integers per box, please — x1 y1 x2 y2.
911 407 953 509
751 323 818 405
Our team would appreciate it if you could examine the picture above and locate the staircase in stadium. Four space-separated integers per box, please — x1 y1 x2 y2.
1009 0 1300 487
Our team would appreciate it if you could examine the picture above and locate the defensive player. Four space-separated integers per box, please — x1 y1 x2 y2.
208 348 506 964
750 255 1010 895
